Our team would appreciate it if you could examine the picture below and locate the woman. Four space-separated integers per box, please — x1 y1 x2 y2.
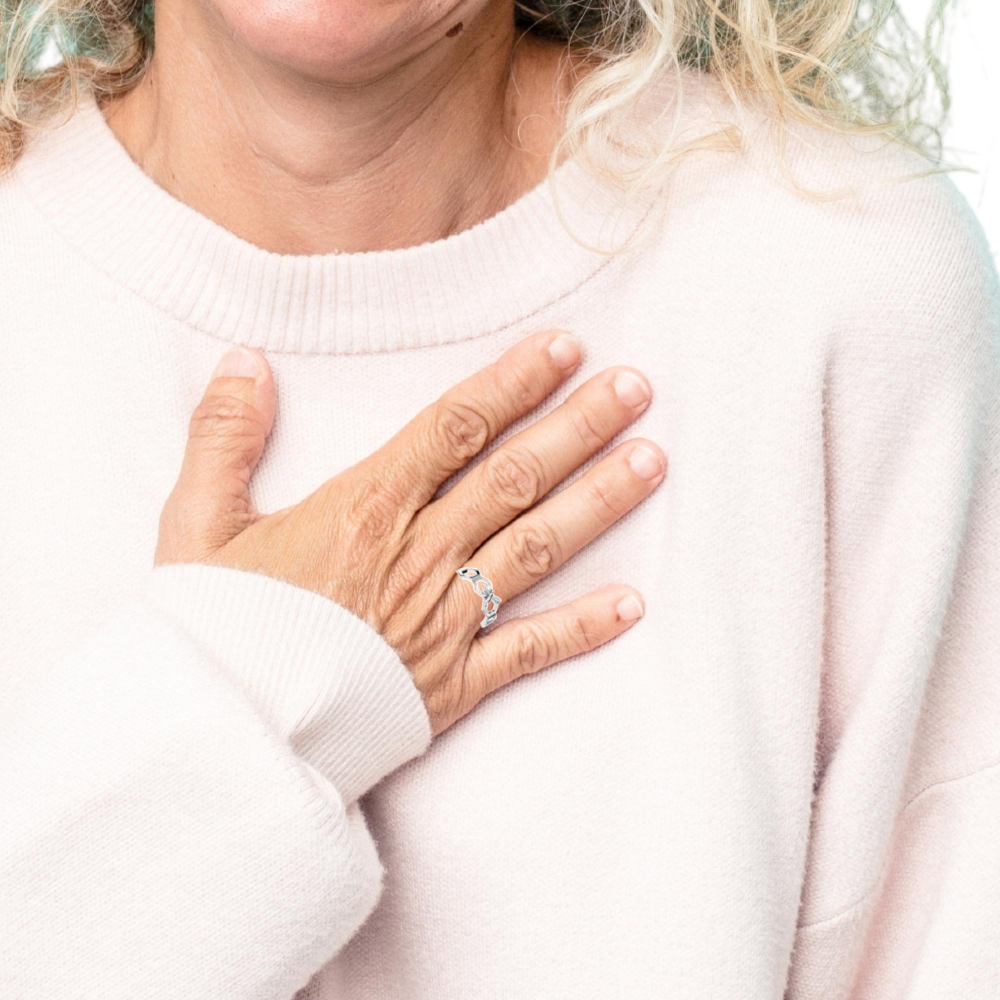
1 0 997 997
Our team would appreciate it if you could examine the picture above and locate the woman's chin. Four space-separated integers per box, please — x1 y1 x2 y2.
208 0 476 84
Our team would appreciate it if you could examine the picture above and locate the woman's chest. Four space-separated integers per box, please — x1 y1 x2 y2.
3 302 829 747
2 305 824 685
2 306 829 995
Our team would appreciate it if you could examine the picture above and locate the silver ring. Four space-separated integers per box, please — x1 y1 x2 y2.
456 567 503 628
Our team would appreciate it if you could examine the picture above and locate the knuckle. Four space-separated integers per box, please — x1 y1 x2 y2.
569 404 608 452
365 460 412 510
342 474 400 547
424 667 478 729
433 398 491 464
188 393 267 445
583 475 631 522
485 447 544 509
563 610 602 655
513 621 555 678
505 362 540 412
377 542 425 617
509 520 559 578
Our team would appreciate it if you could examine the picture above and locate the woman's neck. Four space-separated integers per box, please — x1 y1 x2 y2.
101 1 583 255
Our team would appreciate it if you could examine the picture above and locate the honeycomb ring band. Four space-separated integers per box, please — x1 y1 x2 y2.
455 567 503 628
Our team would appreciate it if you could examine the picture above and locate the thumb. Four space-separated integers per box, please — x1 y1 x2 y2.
159 346 276 559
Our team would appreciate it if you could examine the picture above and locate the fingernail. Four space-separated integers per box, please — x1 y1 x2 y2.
213 347 262 380
548 333 580 370
616 593 645 622
614 370 651 409
628 444 664 480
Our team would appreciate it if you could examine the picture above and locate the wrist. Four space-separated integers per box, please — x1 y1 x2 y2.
143 561 432 803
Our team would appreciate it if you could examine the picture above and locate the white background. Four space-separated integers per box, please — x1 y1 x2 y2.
902 0 1000 258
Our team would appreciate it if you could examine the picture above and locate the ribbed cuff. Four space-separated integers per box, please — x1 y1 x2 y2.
143 562 432 804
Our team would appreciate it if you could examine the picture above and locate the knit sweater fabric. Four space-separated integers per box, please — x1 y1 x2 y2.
1 68 998 999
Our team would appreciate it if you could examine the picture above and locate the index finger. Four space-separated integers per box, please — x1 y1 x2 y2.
366 329 582 510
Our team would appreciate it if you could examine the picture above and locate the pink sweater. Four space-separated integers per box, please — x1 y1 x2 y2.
1 70 998 999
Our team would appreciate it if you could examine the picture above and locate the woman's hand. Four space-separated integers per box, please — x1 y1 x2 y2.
155 330 666 735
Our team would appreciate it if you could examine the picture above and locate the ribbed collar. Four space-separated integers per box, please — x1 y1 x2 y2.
15 86 662 355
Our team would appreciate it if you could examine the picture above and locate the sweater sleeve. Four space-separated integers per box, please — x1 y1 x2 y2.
0 563 432 1000
785 175 1000 998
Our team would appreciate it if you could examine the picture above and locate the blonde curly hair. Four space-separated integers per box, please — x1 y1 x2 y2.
1 0 956 195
